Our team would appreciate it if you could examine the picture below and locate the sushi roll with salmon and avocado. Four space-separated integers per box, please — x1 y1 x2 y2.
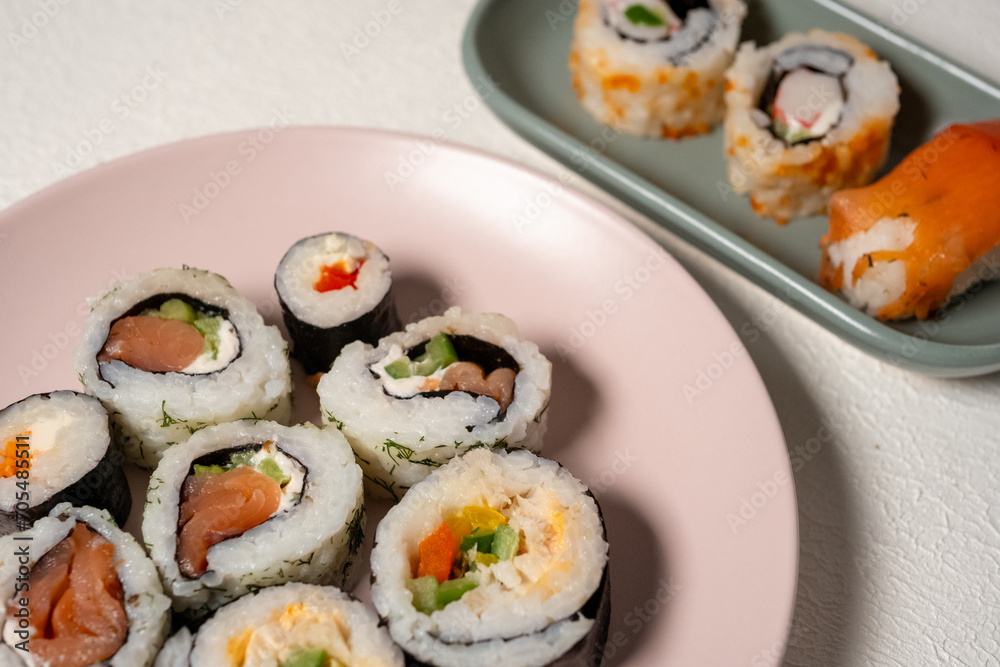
74 267 292 468
0 503 171 667
142 421 365 620
723 30 900 223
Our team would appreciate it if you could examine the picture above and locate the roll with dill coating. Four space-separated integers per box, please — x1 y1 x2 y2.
317 307 551 500
74 267 293 468
370 449 610 667
156 583 404 667
142 421 365 620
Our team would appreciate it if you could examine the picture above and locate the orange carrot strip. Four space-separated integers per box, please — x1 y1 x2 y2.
417 521 456 584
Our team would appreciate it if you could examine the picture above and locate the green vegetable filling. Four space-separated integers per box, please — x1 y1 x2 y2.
491 524 519 561
280 648 328 667
407 575 479 615
384 333 458 379
143 298 224 359
624 4 665 26
460 527 495 554
771 118 815 145
193 450 291 486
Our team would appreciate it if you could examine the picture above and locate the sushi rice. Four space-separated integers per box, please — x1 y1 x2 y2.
74 267 292 469
0 504 171 667
143 421 365 620
370 449 610 667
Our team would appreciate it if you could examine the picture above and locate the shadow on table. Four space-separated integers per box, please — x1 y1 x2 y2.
669 248 863 667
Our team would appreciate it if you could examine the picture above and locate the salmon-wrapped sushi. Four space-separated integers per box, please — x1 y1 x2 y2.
0 503 171 667
570 0 747 138
724 30 900 223
820 121 1000 320
142 421 365 619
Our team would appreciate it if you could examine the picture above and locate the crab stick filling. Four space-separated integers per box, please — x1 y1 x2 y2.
2 523 126 667
369 333 518 412
98 297 240 374
177 443 305 578
770 67 845 144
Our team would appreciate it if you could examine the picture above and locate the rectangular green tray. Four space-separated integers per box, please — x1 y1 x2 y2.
462 0 1000 377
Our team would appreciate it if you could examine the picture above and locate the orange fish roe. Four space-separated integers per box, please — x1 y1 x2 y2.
0 431 30 478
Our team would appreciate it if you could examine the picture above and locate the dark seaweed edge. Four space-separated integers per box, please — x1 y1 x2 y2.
274 232 403 375
382 334 521 423
758 45 856 146
175 441 309 581
96 291 243 384
375 459 612 667
0 391 131 536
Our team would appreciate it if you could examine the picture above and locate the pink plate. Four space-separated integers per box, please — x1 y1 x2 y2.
0 127 796 666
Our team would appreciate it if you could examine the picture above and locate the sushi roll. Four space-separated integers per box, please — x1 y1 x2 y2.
0 503 171 667
569 0 747 138
0 391 130 536
275 232 402 376
142 420 365 619
370 449 610 667
74 267 292 468
317 307 551 500
821 120 1000 320
723 30 900 223
156 583 404 666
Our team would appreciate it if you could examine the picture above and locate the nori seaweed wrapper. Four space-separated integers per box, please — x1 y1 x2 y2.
0 392 131 536
279 284 401 375
399 485 612 667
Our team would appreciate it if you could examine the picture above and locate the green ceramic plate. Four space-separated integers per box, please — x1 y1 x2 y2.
462 0 1000 377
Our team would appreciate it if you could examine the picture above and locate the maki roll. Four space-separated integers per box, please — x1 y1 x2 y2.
155 583 404 666
317 307 551 500
723 30 900 223
0 391 130 536
821 120 1000 320
0 503 171 667
370 449 610 667
275 232 402 376
142 421 365 619
74 267 293 468
569 0 747 138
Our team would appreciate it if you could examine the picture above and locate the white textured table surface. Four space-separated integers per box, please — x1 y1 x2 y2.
2 1 999 665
